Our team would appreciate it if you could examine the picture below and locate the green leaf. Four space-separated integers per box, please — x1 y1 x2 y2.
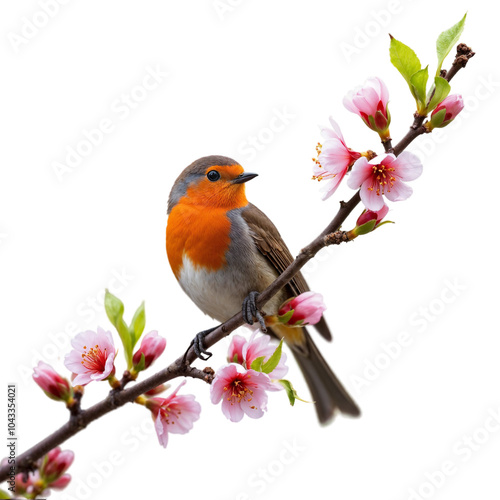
261 338 284 374
389 36 421 88
250 356 265 372
279 379 296 406
410 66 429 114
104 289 133 368
376 220 395 229
278 379 312 406
427 76 451 112
129 301 146 348
436 13 467 76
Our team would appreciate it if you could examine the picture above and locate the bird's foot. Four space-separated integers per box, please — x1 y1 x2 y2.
242 291 267 333
184 326 218 363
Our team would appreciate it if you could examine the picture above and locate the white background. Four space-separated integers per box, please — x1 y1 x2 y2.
1 1 499 499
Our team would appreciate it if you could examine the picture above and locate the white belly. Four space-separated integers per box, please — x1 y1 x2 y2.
178 253 285 323
178 255 247 322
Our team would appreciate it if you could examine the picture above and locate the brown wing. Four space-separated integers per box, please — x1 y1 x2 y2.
241 203 332 341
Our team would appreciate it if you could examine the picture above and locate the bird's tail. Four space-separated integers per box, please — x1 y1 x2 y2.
271 324 360 424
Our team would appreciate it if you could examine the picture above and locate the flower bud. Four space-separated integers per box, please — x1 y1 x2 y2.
132 331 166 371
343 77 391 140
39 447 74 485
349 204 391 238
428 94 464 129
50 474 72 489
277 292 326 327
33 361 73 403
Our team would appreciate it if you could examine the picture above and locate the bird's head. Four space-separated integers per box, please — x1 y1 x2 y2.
168 155 257 213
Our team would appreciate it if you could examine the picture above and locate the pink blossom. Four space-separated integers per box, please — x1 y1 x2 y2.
429 94 464 128
278 291 327 327
33 361 72 402
39 447 74 484
210 364 273 422
146 380 201 448
227 334 288 388
227 334 247 365
356 204 389 228
242 333 288 381
348 152 423 211
313 117 361 200
64 327 116 385
343 77 391 137
132 330 166 370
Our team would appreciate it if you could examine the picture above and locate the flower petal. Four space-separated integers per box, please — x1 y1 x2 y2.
360 184 386 211
347 157 371 189
392 151 423 181
385 180 413 202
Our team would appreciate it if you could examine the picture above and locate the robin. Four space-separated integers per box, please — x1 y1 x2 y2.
166 155 360 423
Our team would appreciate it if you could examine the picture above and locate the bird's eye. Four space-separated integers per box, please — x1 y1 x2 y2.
207 170 221 182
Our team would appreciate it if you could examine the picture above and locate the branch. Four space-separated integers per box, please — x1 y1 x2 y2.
0 42 474 484
0 366 212 482
443 43 475 82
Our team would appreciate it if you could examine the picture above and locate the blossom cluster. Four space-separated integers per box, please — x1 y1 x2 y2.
210 333 288 422
313 76 464 228
3 447 74 499
210 292 327 422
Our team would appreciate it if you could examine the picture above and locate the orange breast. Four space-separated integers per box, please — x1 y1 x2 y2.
166 203 232 278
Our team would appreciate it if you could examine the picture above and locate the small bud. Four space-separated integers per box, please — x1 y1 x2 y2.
277 292 327 327
427 94 464 130
348 204 392 238
33 362 73 403
39 447 74 485
343 77 391 140
132 331 166 372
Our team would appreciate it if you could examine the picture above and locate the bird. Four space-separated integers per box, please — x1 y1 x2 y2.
166 155 360 423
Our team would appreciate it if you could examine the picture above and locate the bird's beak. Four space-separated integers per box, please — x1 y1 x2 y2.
232 172 258 184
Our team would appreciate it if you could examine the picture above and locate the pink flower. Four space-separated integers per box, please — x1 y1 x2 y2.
132 330 166 370
39 447 74 484
343 77 391 137
429 94 464 129
278 291 327 327
210 364 273 422
64 327 116 385
227 334 247 365
242 333 288 381
227 333 288 383
348 152 423 211
146 380 201 448
313 117 361 200
356 204 389 228
33 361 72 402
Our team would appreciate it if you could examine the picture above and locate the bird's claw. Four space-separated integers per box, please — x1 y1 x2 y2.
242 291 267 333
184 326 218 363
